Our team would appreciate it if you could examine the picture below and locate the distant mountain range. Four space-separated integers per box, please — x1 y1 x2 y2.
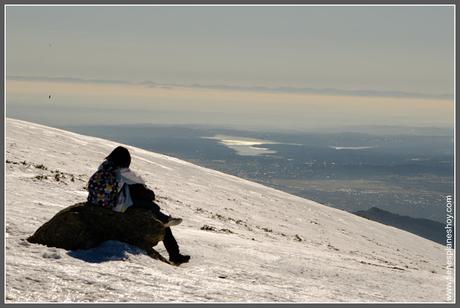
354 207 449 245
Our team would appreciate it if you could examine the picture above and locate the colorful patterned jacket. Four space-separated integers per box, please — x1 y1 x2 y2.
87 160 119 209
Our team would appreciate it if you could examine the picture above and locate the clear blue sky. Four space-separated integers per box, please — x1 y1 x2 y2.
5 5 455 130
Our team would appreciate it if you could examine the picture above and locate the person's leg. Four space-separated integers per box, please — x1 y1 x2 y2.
163 227 180 257
150 201 171 223
163 227 190 264
130 197 171 223
128 184 182 225
129 198 154 210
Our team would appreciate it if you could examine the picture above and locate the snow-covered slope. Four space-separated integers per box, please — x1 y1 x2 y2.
5 118 448 303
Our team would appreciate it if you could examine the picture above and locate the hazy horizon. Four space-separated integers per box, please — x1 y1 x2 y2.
5 5 455 132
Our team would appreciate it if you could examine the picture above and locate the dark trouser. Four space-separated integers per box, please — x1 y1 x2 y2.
163 227 180 257
128 186 180 257
129 198 170 223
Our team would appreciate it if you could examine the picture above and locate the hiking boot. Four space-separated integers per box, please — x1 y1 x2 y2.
169 254 190 265
163 217 182 228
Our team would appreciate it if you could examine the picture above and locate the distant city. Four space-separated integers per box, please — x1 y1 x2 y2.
63 124 454 224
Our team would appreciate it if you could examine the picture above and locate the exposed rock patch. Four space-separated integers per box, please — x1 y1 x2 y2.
27 202 169 263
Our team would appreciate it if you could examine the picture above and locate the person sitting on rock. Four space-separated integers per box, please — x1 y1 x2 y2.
87 146 190 265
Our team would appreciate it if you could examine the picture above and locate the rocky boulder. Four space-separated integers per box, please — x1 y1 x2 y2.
27 202 169 263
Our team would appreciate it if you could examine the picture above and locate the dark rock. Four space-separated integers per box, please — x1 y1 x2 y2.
200 224 233 234
200 224 217 232
27 202 168 262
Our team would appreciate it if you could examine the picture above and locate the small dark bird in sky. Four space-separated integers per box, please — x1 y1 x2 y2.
48 95 52 100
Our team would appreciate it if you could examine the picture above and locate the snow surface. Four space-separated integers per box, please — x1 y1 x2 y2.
4 118 449 303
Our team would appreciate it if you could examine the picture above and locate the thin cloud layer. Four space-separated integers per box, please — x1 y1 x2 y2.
7 76 452 100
